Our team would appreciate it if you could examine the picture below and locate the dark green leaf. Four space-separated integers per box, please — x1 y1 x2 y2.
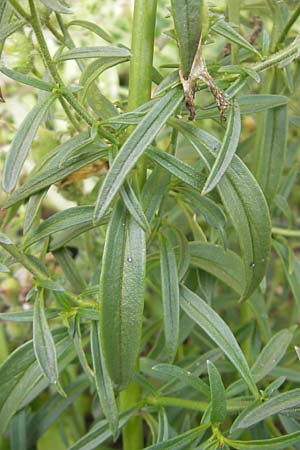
173 119 271 299
207 360 227 424
159 234 180 362
91 322 119 439
33 290 60 385
99 201 146 389
94 89 183 221
202 104 241 194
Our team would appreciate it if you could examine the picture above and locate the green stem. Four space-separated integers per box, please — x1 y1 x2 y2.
272 227 300 238
252 38 300 72
228 0 240 65
276 4 300 48
128 0 158 189
28 0 94 126
146 396 252 412
119 4 157 449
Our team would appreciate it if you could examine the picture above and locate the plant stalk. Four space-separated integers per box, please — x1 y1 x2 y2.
119 2 157 449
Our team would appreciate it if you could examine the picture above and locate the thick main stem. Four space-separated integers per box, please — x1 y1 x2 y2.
120 2 157 450
128 0 158 189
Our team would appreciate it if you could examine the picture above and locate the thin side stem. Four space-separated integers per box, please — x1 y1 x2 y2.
272 227 300 238
228 0 240 65
276 4 300 48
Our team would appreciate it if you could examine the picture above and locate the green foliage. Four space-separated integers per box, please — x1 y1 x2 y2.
1 0 300 449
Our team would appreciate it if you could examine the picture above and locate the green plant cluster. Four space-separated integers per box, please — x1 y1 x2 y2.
1 0 300 449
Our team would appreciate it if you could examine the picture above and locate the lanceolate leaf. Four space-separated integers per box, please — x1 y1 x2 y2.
91 322 118 439
235 389 300 429
94 88 183 221
172 119 271 299
212 19 261 58
33 290 59 385
207 360 227 425
0 20 26 42
3 146 107 208
99 201 146 389
202 104 241 194
170 0 203 77
120 182 150 232
254 73 288 204
3 94 57 193
189 242 245 295
58 46 130 61
67 19 113 42
40 0 73 14
0 66 54 92
145 424 209 450
227 432 300 450
180 285 258 396
24 190 47 234
159 234 180 362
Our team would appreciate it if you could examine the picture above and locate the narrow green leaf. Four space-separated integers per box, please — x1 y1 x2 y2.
3 146 107 208
212 19 261 58
0 19 26 42
67 19 113 42
180 188 226 234
24 206 108 249
0 66 54 92
236 389 300 429
189 242 245 295
79 57 129 101
9 409 27 450
120 182 150 232
33 290 59 385
152 364 210 398
173 119 271 299
54 248 86 294
159 234 180 362
207 360 227 424
0 309 59 322
142 167 170 223
2 94 57 192
24 190 47 234
227 432 300 450
170 0 203 77
196 94 288 120
157 408 169 443
273 240 300 311
58 46 130 61
180 285 258 396
145 424 209 450
91 322 119 439
146 146 205 191
255 78 288 204
94 89 183 221
251 328 294 381
202 104 241 194
40 0 73 14
99 201 146 389
173 228 190 281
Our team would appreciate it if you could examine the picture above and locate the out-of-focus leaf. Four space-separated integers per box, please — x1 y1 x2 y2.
227 432 300 450
24 190 47 234
67 19 113 42
40 0 73 13
0 20 26 42
145 424 209 449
